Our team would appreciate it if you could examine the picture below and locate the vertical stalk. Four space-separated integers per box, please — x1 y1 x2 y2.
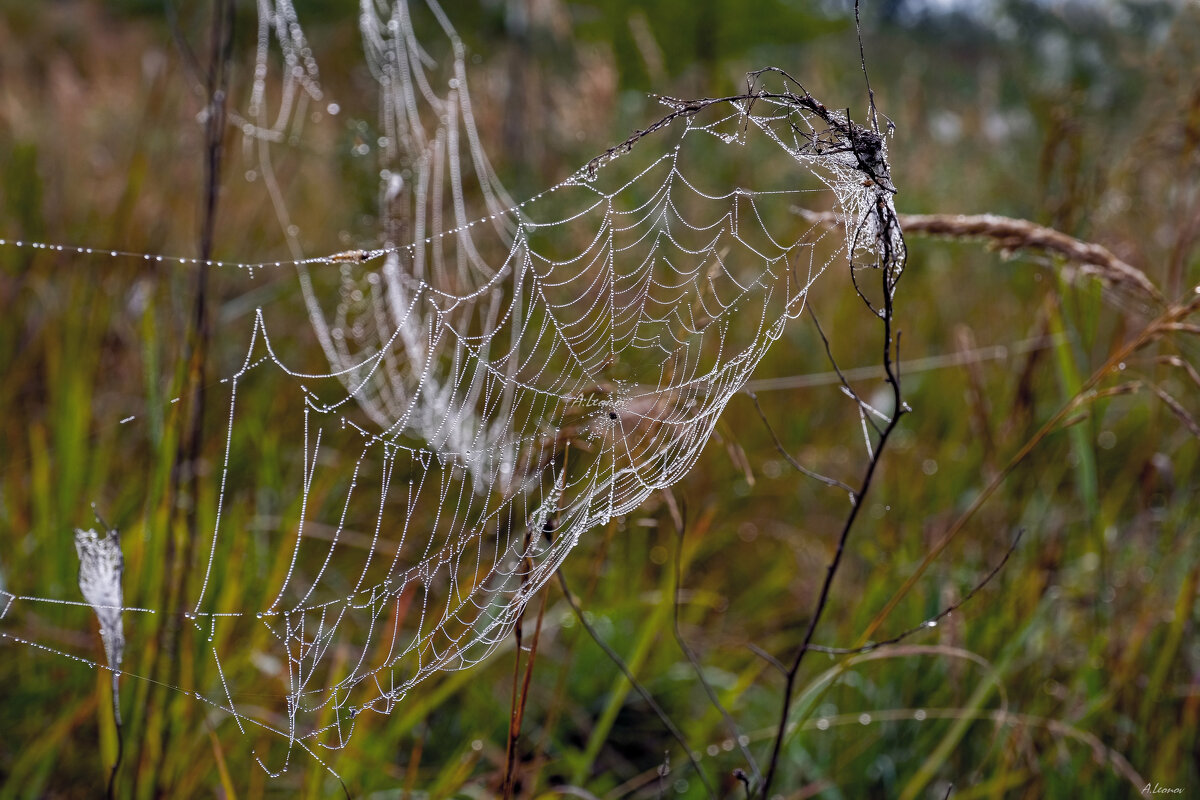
760 185 906 799
138 2 233 796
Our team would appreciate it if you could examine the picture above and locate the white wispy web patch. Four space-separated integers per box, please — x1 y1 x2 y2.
74 527 125 673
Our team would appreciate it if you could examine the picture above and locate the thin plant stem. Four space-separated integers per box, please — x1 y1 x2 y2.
555 570 716 798
670 499 762 789
760 164 906 798
145 2 233 794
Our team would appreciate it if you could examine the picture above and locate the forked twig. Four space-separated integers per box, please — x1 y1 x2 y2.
759 122 907 797
809 529 1025 656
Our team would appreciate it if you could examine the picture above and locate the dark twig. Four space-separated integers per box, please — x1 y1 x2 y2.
555 570 715 798
146 2 234 795
587 70 895 198
759 130 906 797
809 307 883 437
502 526 533 799
747 643 787 676
758 322 902 795
89 503 112 533
164 0 206 92
734 768 753 799
854 0 879 134
669 500 762 790
747 391 856 495
809 529 1025 655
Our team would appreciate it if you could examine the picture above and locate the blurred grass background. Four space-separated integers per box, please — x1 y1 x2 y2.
1 0 1198 797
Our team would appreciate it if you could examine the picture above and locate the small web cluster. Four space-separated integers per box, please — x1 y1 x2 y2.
0 0 902 780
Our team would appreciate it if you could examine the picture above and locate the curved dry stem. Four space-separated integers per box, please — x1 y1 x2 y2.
794 208 1164 306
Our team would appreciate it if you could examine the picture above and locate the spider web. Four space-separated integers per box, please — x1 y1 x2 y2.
0 0 903 779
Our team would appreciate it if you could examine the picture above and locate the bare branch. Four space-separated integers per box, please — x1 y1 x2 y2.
808 307 883 437
746 391 856 495
759 139 907 798
810 529 1025 656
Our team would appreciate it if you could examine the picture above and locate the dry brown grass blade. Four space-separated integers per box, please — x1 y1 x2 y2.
1149 383 1200 438
795 208 1165 306
1157 354 1200 390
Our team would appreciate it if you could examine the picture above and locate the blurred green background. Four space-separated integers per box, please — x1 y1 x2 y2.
1 0 1198 797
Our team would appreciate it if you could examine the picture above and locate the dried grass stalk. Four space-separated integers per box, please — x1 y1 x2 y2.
796 208 1164 305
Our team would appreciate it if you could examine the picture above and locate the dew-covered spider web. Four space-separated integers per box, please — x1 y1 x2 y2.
0 0 903 780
